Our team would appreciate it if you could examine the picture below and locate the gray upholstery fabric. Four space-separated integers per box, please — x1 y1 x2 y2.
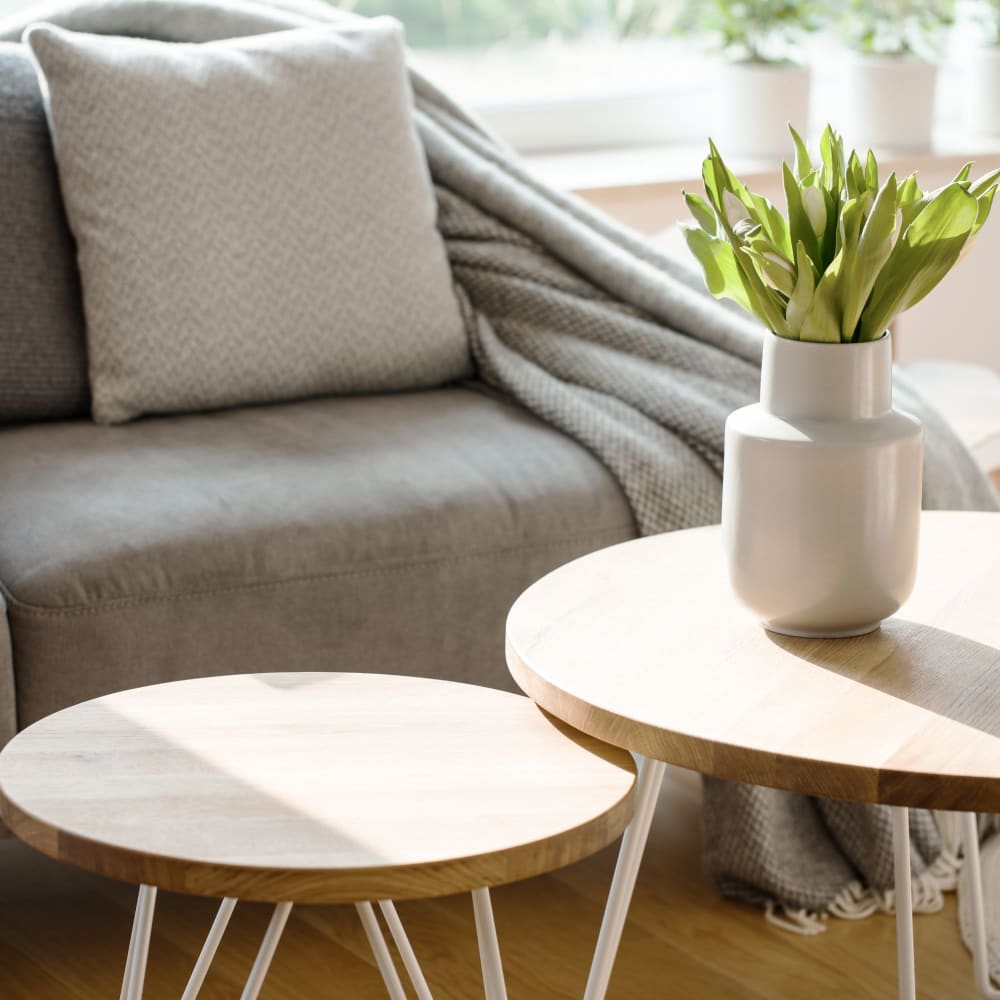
0 594 16 748
0 42 88 423
24 21 470 424
0 388 635 725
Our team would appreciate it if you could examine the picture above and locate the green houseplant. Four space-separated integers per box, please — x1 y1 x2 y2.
676 0 824 62
674 0 821 158
837 0 954 150
685 126 1000 342
683 124 998 342
687 126 998 637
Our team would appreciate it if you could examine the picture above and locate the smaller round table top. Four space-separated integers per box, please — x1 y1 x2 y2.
506 511 1000 813
0 673 635 903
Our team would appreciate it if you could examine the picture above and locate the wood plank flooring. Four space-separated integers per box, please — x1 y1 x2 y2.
0 767 978 998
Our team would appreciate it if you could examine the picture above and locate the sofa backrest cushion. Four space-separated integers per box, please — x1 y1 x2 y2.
24 20 472 425
0 42 89 423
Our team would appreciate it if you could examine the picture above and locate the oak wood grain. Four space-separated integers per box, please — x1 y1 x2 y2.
0 673 635 902
507 511 1000 810
0 767 978 998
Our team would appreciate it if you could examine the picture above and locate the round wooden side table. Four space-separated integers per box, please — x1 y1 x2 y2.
506 510 1000 1000
0 672 635 1000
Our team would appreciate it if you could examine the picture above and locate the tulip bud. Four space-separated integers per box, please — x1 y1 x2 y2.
723 190 749 228
802 185 827 236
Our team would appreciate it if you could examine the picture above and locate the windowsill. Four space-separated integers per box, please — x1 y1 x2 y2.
523 129 1000 196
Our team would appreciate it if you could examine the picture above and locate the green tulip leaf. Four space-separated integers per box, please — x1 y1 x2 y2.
788 124 812 181
859 183 979 340
782 162 822 266
865 149 879 192
684 191 718 235
971 167 1000 198
840 174 899 341
973 184 998 236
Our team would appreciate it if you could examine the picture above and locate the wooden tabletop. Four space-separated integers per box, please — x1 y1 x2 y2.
0 674 635 903
506 511 1000 812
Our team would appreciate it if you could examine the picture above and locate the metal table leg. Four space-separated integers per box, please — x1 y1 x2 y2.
584 755 666 1000
962 812 1000 999
379 900 435 1000
240 901 292 1000
120 884 157 1000
182 897 237 1000
892 806 916 1000
472 886 507 1000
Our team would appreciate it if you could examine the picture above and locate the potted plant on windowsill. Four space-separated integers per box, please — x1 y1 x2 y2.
683 125 998 636
674 0 822 159
967 0 1000 136
838 0 953 151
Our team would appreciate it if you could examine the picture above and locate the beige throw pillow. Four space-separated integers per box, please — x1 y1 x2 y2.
24 20 470 424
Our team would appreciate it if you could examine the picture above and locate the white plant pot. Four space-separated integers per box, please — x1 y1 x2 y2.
966 46 1000 137
716 61 811 159
721 333 923 638
842 53 937 151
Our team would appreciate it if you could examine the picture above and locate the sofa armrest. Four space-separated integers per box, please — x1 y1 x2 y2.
900 362 1000 487
0 590 16 751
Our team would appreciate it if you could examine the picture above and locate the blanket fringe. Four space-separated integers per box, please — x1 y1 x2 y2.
764 900 827 936
765 858 962 935
828 880 879 919
875 871 946 916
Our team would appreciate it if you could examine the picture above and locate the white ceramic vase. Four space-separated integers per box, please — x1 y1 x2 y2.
842 53 937 151
717 61 811 159
966 47 1000 137
721 333 924 638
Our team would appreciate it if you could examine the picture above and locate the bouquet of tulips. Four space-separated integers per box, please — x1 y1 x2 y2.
683 124 999 342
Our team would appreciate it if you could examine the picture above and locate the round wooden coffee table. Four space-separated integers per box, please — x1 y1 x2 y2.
506 510 1000 1000
0 672 635 1000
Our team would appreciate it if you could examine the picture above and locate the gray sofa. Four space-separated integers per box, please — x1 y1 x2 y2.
0 37 641 748
0 388 637 744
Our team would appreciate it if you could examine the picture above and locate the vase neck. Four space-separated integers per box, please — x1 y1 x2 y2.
760 333 893 420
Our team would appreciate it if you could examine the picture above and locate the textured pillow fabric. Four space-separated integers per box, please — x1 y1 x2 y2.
24 20 470 424
0 42 89 423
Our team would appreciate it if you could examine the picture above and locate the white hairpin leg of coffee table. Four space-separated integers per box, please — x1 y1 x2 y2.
357 901 409 999
892 806 916 1000
584 755 667 1000
962 811 1000 999
472 886 507 1000
181 896 237 1000
378 900 435 1000
120 884 157 1000
240 901 293 1000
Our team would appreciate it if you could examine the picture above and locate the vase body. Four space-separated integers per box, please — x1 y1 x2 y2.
717 62 810 159
842 54 937 151
721 333 923 637
966 47 1000 136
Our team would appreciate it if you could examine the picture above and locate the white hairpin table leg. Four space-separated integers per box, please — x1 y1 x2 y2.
240 901 292 1000
472 886 507 1000
379 900 434 999
584 755 666 1000
892 806 916 1000
357 901 408 1000
181 897 237 1000
962 812 1000 999
120 884 157 1000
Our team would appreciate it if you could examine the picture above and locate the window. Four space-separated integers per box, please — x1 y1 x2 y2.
337 0 704 151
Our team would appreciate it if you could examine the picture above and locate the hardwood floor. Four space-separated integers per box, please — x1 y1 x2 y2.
0 767 977 998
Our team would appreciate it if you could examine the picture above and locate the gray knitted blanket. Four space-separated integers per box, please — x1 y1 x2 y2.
4 0 998 925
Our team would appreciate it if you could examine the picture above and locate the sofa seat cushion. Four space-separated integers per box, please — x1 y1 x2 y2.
0 387 635 726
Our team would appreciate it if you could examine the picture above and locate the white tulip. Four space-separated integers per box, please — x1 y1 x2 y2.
802 185 827 236
723 190 749 227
